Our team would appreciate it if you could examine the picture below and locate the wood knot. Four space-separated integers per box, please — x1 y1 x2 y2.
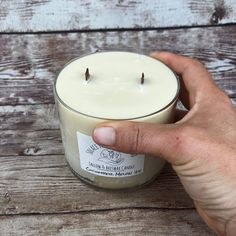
23 146 40 155
210 2 227 24
4 192 11 202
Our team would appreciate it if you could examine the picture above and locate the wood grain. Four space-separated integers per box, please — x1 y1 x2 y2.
0 0 236 32
0 20 235 235
1 2 235 235
0 130 63 156
0 156 192 214
0 104 59 130
0 209 214 236
0 26 235 108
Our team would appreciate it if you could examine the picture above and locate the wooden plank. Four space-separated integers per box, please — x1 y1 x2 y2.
0 85 55 105
0 104 59 130
0 0 236 32
0 26 235 107
0 209 214 236
0 156 192 214
0 130 63 156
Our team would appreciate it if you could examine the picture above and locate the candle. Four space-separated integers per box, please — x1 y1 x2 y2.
55 51 179 189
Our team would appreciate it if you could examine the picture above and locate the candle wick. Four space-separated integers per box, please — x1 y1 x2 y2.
141 72 144 85
85 68 90 81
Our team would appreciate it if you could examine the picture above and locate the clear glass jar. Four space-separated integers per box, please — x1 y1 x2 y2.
54 51 179 190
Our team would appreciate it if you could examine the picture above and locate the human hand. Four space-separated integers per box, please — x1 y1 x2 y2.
92 52 236 235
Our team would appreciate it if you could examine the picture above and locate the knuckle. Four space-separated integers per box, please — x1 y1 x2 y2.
128 123 143 153
185 58 204 70
116 122 144 154
190 58 203 67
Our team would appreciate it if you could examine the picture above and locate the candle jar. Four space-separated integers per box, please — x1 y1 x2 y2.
54 51 179 190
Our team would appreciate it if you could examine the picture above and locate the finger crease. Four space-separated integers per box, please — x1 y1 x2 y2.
134 127 140 152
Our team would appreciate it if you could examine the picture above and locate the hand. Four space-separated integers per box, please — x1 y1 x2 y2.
92 52 236 236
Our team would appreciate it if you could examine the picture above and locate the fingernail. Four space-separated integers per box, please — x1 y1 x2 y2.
93 127 116 146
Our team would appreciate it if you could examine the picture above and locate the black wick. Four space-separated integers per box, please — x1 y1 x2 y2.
141 72 144 85
85 68 90 81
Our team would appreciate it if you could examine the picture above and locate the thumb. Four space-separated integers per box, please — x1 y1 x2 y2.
92 121 185 165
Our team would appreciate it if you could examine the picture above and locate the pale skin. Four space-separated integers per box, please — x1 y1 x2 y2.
92 52 236 236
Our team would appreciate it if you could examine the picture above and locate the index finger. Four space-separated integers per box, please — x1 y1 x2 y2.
150 52 219 108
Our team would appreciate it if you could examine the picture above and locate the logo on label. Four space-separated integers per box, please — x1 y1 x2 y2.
98 149 124 166
77 131 144 177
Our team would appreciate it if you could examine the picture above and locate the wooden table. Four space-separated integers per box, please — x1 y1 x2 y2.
0 1 235 235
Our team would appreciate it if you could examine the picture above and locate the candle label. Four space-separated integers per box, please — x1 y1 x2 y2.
77 132 144 177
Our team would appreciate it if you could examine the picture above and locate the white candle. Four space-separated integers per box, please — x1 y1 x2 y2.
55 51 179 189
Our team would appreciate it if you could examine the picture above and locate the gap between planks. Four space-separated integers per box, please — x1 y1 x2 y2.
0 22 236 35
0 206 196 217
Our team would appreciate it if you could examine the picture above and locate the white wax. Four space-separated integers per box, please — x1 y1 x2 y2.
56 52 178 119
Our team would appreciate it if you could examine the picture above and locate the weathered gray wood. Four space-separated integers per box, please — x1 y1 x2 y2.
0 0 236 32
0 130 63 156
0 4 234 235
0 104 59 130
0 209 214 236
0 85 55 105
0 26 235 107
0 157 192 214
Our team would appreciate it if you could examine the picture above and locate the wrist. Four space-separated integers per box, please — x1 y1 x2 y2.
225 214 236 236
203 213 236 236
195 203 236 236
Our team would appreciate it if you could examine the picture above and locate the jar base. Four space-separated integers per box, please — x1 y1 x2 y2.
68 162 165 191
